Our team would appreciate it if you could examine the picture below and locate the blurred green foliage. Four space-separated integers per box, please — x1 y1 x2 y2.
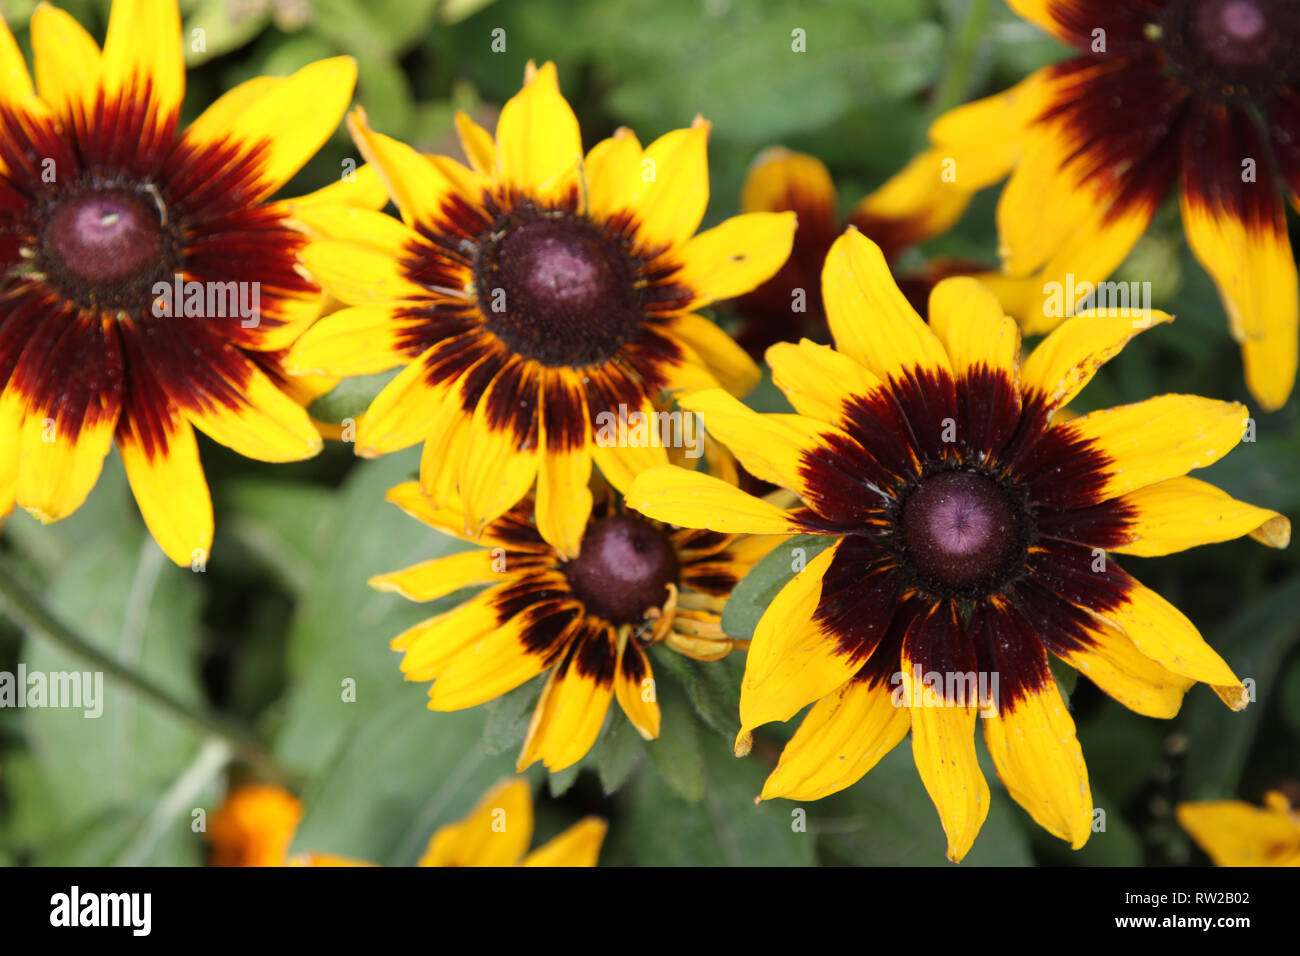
0 0 1296 867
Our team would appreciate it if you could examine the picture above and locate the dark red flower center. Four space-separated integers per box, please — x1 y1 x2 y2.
900 471 1020 595
473 209 644 367
564 514 679 624
35 185 179 311
1160 0 1297 97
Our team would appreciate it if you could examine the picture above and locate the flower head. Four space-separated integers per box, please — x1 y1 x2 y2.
0 0 360 563
372 480 773 773
914 0 1300 409
207 783 302 867
628 228 1289 861
285 62 796 557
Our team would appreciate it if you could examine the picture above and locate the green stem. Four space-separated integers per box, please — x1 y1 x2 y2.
931 0 992 119
0 555 283 783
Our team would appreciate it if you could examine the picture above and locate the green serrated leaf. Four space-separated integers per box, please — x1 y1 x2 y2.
651 645 742 740
721 534 834 641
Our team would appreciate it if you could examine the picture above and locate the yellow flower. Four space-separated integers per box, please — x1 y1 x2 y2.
903 0 1300 410
285 61 796 557
627 228 1290 862
372 481 774 773
0 0 367 564
1178 791 1300 866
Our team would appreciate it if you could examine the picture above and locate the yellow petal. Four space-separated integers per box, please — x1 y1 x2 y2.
663 313 761 397
626 465 797 534
850 147 977 256
348 106 484 228
583 127 644 221
821 228 951 382
458 368 540 538
119 415 213 568
675 212 797 309
1112 476 1290 557
30 2 101 121
1177 800 1300 867
454 109 496 177
635 120 711 249
495 61 582 197
419 778 533 867
927 276 1020 382
185 364 323 463
1064 395 1248 499
1050 618 1194 719
766 338 883 423
1020 308 1174 410
15 399 117 524
429 606 563 710
517 629 617 772
355 350 457 457
740 544 861 735
0 12 35 102
184 56 357 197
902 641 990 863
102 0 183 120
1181 163 1298 411
284 305 411 377
519 817 607 867
613 637 660 740
297 237 426 308
391 584 507 681
982 677 1093 849
761 676 910 801
1100 578 1244 696
535 375 592 559
368 548 500 603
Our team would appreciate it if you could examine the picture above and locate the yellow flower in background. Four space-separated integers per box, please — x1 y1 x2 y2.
1178 791 1300 866
210 779 605 867
905 0 1300 410
373 481 774 773
285 61 796 558
0 0 363 564
628 228 1289 862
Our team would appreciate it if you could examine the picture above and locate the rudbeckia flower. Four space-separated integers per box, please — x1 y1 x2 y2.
371 480 774 773
0 0 360 565
912 0 1300 410
284 62 796 557
1177 790 1300 866
728 146 982 356
627 228 1290 862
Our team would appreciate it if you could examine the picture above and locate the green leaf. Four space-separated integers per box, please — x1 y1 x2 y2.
306 369 401 425
273 448 469 773
480 674 545 757
650 644 742 740
1049 654 1078 706
15 536 209 863
290 687 517 865
589 708 645 795
721 534 833 641
602 731 815 866
645 677 704 804
184 0 272 66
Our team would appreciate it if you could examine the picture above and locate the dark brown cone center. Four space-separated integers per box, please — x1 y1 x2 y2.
1194 0 1275 68
42 190 165 287
475 214 642 367
564 515 679 624
901 472 1016 591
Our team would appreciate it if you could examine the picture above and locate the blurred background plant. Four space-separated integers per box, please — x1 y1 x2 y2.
0 0 1296 866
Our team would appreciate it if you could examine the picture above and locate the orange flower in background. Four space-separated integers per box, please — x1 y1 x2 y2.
207 783 302 867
